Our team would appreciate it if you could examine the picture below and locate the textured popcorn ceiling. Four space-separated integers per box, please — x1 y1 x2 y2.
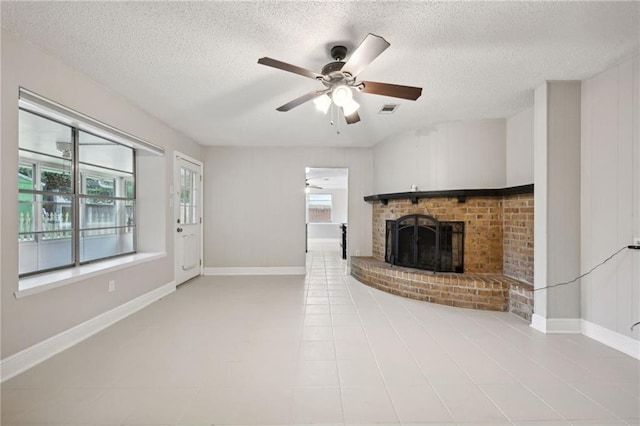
2 1 638 147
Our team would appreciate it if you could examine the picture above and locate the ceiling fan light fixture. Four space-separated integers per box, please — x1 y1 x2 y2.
331 85 352 107
342 98 360 116
313 94 331 114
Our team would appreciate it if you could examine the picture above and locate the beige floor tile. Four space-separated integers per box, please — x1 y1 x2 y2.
334 339 375 360
386 384 453 423
13 388 103 424
122 387 198 424
299 340 336 360
179 387 239 424
302 325 334 341
378 358 429 386
337 358 385 387
0 388 56 424
303 313 332 326
341 385 398 423
527 381 619 421
232 386 293 424
480 383 562 422
433 383 509 423
296 360 340 386
291 386 343 424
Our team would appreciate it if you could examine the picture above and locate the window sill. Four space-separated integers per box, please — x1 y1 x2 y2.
15 252 166 299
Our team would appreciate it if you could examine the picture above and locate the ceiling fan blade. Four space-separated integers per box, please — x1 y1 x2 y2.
276 89 329 112
341 33 390 78
258 57 323 80
344 110 361 124
360 81 422 100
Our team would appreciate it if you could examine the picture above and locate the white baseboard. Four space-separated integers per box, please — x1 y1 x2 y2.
531 314 639 360
582 320 640 360
530 313 548 333
0 281 176 383
530 314 582 334
204 266 306 276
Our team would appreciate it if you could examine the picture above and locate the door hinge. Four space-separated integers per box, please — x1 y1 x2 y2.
199 259 202 266
200 217 202 224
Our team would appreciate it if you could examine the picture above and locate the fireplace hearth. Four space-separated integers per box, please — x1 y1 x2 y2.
385 214 464 272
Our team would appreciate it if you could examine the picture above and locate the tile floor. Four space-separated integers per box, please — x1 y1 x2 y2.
2 243 639 425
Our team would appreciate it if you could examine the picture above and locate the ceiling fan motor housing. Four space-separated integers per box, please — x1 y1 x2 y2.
321 61 347 83
330 45 348 61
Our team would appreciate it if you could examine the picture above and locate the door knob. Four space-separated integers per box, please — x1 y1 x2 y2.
177 227 183 232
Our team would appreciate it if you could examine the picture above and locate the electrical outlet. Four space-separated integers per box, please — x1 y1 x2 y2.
355 250 361 256
108 280 115 293
635 237 640 246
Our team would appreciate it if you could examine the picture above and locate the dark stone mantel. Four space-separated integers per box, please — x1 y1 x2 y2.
364 184 534 204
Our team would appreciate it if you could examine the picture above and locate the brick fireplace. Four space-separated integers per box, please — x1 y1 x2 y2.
352 186 535 320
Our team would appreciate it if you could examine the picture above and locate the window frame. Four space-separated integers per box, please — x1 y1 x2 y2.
307 192 333 223
18 107 137 277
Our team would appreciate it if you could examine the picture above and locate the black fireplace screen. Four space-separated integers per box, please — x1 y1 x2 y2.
385 214 464 273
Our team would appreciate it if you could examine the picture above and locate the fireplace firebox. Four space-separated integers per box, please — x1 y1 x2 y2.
385 214 464 272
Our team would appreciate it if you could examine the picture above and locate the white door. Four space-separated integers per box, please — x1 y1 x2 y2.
174 153 203 285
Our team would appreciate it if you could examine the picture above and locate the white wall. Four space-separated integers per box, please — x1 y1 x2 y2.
506 107 534 186
204 147 372 268
373 119 506 194
1 29 203 358
581 57 640 341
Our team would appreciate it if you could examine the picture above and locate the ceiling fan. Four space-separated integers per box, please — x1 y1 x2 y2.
258 33 422 124
305 179 323 190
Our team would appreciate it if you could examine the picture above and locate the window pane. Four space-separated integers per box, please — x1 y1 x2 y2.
79 198 135 262
308 193 332 223
19 233 73 275
19 163 35 191
19 109 74 160
18 195 74 274
40 164 72 194
39 200 73 238
80 199 135 230
19 163 37 241
79 131 134 173
80 228 134 263
179 165 199 225
18 110 74 275
125 179 135 199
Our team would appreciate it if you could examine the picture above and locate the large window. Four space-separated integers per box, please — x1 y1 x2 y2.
18 109 136 276
307 193 333 223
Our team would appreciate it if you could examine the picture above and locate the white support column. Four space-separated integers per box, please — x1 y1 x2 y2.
532 81 582 333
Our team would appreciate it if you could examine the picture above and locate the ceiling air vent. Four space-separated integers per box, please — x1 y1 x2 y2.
379 104 399 114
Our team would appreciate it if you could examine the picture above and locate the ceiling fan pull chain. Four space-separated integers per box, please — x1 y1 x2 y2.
330 102 337 126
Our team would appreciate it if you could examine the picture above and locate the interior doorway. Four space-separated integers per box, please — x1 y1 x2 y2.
305 167 348 256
